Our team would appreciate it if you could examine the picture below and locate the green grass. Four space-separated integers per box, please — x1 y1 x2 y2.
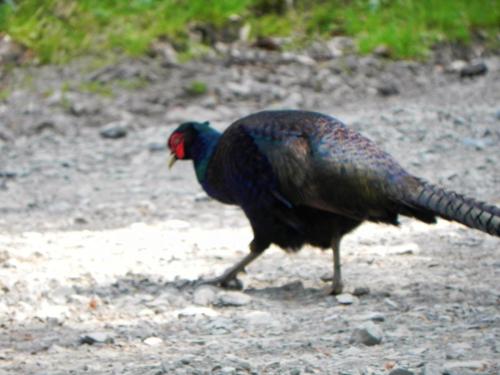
59 77 149 98
185 80 208 96
78 81 114 96
115 78 149 91
0 0 499 63
0 88 10 101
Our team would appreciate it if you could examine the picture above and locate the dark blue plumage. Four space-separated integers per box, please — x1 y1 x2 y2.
167 110 500 293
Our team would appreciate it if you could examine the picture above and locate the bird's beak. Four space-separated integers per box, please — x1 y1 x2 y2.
168 153 177 169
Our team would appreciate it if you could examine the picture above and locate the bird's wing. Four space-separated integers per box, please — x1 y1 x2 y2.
244 122 418 222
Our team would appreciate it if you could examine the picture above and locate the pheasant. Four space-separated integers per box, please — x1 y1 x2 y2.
167 110 499 294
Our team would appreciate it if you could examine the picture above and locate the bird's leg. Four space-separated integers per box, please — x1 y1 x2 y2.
200 239 265 290
329 236 344 295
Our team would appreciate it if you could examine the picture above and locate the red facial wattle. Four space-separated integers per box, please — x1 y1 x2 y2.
175 142 185 159
168 132 185 159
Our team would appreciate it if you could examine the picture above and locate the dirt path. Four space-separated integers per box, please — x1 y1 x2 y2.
0 48 499 374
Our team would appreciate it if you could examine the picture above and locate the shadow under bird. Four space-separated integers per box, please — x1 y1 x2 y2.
167 110 500 294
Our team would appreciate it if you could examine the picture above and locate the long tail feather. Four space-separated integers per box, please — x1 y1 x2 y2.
410 181 500 236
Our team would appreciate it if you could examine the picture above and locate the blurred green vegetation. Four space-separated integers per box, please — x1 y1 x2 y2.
0 0 499 63
185 80 208 96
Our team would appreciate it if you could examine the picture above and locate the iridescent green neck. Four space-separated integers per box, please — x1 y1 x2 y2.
191 126 221 183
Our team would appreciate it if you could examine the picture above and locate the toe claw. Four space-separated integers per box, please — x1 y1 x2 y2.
197 276 244 290
220 277 244 290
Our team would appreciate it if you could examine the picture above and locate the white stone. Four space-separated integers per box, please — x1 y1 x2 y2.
143 336 163 347
193 285 217 306
336 293 357 305
176 306 218 318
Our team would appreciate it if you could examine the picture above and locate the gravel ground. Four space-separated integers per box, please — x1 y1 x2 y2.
0 44 499 374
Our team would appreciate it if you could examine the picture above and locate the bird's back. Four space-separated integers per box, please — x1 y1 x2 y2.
211 110 422 223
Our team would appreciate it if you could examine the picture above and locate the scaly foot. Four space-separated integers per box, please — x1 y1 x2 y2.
327 280 344 295
197 275 244 290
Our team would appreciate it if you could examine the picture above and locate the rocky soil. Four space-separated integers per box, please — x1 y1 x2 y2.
0 42 499 374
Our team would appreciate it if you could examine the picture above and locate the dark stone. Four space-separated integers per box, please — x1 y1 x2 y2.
0 171 16 179
389 369 415 375
34 120 56 134
352 286 370 296
460 62 487 78
79 332 114 345
377 82 399 96
252 36 282 51
100 125 127 139
148 142 166 152
74 217 88 225
374 45 392 58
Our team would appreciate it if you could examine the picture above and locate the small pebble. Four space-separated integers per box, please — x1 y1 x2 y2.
384 298 399 309
143 336 163 346
447 60 467 72
336 293 356 305
47 344 66 354
352 286 370 296
224 355 252 371
79 332 114 345
292 53 316 66
443 360 488 372
420 363 441 375
389 369 414 375
365 312 385 322
148 142 165 152
389 243 419 255
74 216 88 224
377 82 399 96
35 303 70 324
193 285 217 306
349 321 383 346
194 193 211 202
217 291 251 306
446 342 471 360
374 44 391 58
242 310 281 329
253 36 282 51
180 356 193 365
177 306 218 318
460 62 487 78
99 122 128 139
0 171 17 179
